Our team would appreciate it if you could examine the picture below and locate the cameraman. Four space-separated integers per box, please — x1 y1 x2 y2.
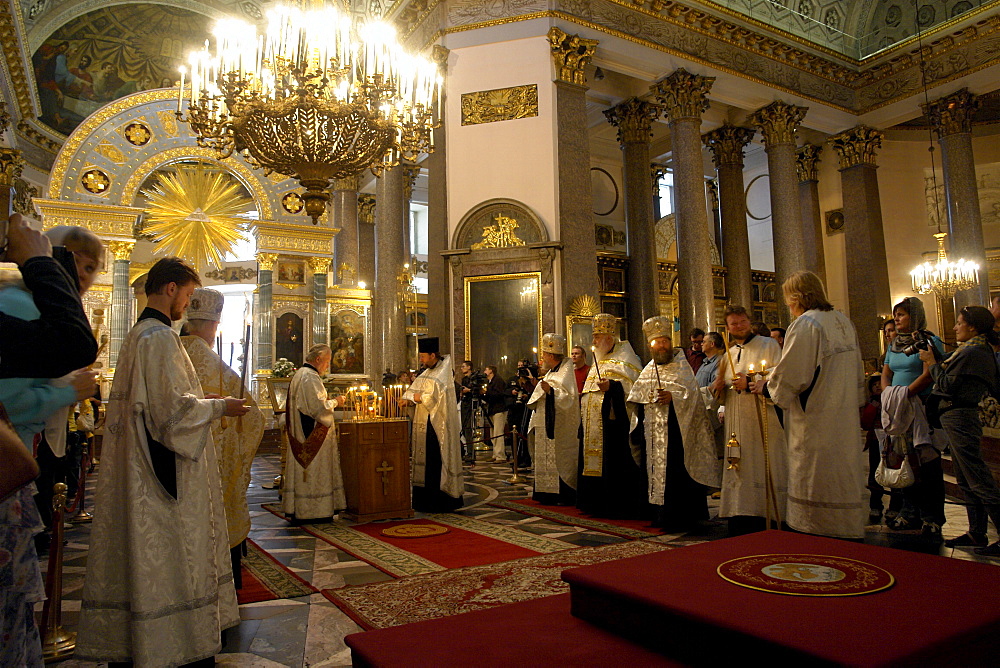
0 214 97 377
880 296 946 539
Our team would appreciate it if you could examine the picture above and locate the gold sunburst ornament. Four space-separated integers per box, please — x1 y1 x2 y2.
142 168 251 270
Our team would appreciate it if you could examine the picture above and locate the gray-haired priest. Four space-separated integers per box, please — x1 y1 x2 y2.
283 344 347 521
628 317 721 531
527 333 580 505
401 337 464 512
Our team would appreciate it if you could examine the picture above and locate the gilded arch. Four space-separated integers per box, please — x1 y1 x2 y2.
453 198 548 250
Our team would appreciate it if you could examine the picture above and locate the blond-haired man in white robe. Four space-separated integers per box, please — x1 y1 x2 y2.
283 344 347 520
527 333 580 505
629 317 721 530
76 257 248 666
181 288 265 583
711 305 787 535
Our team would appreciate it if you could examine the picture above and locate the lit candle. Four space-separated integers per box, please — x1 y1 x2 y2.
591 346 603 381
760 360 767 373
177 66 185 113
748 363 755 374
533 346 538 363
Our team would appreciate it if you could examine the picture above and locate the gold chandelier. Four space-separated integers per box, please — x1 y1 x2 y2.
910 232 979 298
177 2 442 223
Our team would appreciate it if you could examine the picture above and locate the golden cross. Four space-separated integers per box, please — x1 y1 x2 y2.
376 460 394 496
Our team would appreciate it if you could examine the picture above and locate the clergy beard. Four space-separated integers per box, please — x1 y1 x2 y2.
652 348 672 365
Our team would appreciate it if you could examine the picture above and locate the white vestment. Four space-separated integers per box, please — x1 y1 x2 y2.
580 340 643 474
527 359 580 494
282 365 346 519
182 336 265 546
719 334 788 521
404 356 463 498
768 309 867 539
628 351 721 504
76 317 238 667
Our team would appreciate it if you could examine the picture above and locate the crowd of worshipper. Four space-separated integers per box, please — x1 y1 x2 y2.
5 206 1000 667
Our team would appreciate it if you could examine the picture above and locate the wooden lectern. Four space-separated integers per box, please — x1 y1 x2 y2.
338 419 413 522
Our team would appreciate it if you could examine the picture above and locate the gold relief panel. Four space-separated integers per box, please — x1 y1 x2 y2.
94 141 127 165
256 234 331 254
33 198 143 238
80 169 111 195
156 111 180 137
123 122 153 146
461 85 538 126
282 192 305 214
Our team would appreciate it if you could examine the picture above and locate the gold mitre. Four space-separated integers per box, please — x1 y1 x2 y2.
592 313 618 336
541 333 566 355
643 316 672 343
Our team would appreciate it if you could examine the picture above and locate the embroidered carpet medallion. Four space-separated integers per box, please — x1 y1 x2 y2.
381 524 449 538
717 553 895 597
323 540 670 629
238 539 318 604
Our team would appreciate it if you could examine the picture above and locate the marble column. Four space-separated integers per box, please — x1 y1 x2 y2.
748 101 808 325
307 257 331 346
830 125 890 362
426 45 450 349
331 175 359 286
357 194 376 288
605 98 659 343
707 179 722 257
107 240 134 367
924 89 988 308
652 68 716 336
651 163 669 222
796 144 826 282
255 252 277 372
550 27 602 313
374 166 407 381
703 123 755 310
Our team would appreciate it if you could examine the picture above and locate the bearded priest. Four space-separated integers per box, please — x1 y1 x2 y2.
527 333 580 505
628 317 721 531
401 337 463 512
577 313 646 518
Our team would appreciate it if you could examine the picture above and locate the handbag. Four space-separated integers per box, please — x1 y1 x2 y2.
0 402 39 502
875 434 916 489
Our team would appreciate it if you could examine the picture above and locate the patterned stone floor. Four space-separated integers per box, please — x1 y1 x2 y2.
47 450 998 667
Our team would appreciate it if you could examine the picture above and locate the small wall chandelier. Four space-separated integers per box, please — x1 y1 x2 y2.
177 2 442 224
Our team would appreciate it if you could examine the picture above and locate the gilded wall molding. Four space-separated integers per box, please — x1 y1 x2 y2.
604 98 659 145
796 144 823 183
460 85 539 126
922 88 980 138
0 147 25 187
0 3 34 119
251 220 336 255
651 68 715 123
747 100 808 147
547 26 598 86
829 125 884 170
702 123 755 168
33 198 142 239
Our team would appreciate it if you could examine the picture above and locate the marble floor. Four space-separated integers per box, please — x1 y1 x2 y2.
46 450 998 667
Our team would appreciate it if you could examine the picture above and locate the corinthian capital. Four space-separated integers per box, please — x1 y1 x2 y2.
650 68 714 123
403 163 421 201
923 88 979 138
0 147 24 187
747 101 808 147
333 175 359 191
547 27 598 87
796 144 823 182
702 123 755 168
829 125 883 170
107 240 135 262
256 252 278 271
307 256 332 275
604 98 658 146
651 163 669 194
432 45 450 75
358 194 377 225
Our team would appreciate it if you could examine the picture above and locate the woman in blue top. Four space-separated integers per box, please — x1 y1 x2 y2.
880 296 946 538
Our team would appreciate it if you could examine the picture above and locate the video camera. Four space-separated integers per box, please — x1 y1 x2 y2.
901 330 940 361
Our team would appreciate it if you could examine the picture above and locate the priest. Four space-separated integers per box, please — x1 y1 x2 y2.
577 312 646 518
181 287 265 583
76 257 249 666
400 337 463 512
527 333 580 505
628 317 720 530
283 344 347 521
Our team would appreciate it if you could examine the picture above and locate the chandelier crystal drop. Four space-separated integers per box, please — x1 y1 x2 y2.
910 232 980 298
177 3 442 223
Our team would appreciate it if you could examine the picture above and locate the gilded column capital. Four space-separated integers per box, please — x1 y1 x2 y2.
604 98 658 146
706 179 719 210
747 101 808 147
547 27 598 87
650 68 715 123
0 147 24 187
829 125 883 170
432 45 450 75
702 123 755 168
358 193 376 225
651 163 669 194
106 240 135 262
332 175 359 191
307 256 332 274
403 163 421 201
796 144 823 182
923 88 979 137
255 252 278 271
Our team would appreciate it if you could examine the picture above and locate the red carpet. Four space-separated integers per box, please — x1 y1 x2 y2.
490 498 660 538
564 530 1000 666
237 539 317 604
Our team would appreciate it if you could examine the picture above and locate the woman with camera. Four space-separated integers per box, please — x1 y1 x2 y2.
881 296 947 539
920 306 1000 556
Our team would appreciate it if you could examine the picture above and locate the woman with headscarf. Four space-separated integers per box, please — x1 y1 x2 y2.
921 306 1000 557
880 296 946 540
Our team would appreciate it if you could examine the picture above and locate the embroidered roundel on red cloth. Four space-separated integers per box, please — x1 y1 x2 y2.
717 553 895 596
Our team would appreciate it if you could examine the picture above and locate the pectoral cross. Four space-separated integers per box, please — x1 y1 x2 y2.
376 460 394 496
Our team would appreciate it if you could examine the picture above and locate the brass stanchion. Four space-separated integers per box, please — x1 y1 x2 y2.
40 482 76 662
71 444 93 523
506 426 526 484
